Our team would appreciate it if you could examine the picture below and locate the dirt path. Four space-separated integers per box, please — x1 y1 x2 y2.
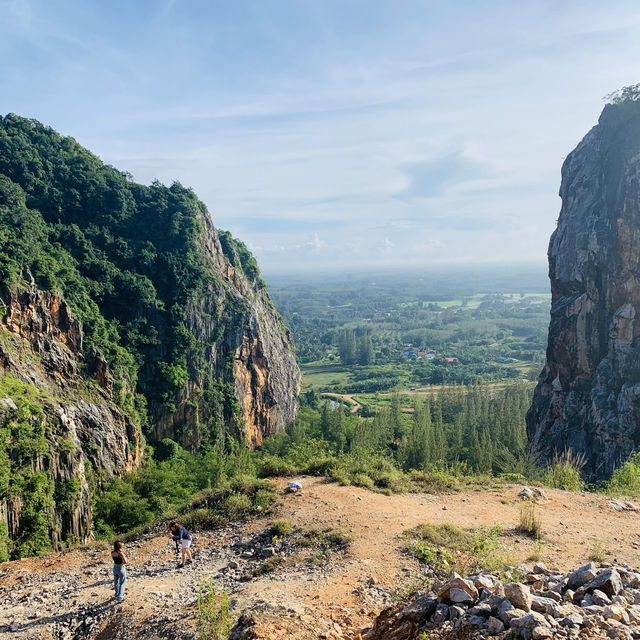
2 479 640 639
320 393 362 413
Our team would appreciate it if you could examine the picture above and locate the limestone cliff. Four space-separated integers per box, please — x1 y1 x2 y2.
0 115 300 555
152 211 300 448
0 282 141 552
527 98 640 480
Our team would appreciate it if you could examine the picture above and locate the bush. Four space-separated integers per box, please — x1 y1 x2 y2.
181 509 225 532
606 452 640 497
0 522 10 562
155 438 182 462
197 582 232 640
253 488 276 510
247 554 284 578
270 519 293 537
405 523 504 575
542 450 584 492
352 473 374 489
223 493 252 518
257 455 297 477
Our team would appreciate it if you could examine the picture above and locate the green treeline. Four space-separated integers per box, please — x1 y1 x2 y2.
263 383 532 477
0 114 257 440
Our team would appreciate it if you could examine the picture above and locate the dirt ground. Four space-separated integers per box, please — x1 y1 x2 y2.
1 478 640 639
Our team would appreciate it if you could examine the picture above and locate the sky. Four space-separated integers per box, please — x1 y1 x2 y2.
2 1 640 275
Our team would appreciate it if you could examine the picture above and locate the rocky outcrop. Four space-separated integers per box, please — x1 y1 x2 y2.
363 562 640 640
527 99 640 481
0 283 141 550
149 212 300 448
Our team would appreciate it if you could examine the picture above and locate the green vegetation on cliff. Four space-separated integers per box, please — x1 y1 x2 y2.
0 115 290 559
0 114 257 441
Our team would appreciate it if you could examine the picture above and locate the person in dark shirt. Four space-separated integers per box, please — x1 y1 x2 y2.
168 522 193 568
111 540 127 602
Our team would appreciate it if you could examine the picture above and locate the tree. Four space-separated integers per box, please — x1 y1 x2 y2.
357 334 374 365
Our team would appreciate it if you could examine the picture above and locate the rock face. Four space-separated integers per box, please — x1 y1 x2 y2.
152 212 300 448
0 115 300 554
0 282 141 549
527 99 640 480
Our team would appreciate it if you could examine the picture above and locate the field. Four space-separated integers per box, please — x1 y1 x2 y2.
270 266 550 403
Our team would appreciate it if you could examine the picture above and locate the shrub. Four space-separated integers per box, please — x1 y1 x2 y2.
352 473 374 489
223 493 252 518
253 488 277 510
323 529 354 547
154 438 182 462
270 519 293 538
405 522 504 576
197 582 232 640
542 450 584 492
606 452 640 497
0 522 10 562
588 539 606 563
181 509 225 532
247 554 284 578
257 456 297 477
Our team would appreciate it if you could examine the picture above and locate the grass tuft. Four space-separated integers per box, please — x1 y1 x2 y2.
542 449 584 492
517 501 542 538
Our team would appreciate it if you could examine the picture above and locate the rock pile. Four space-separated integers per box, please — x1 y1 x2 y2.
364 562 640 640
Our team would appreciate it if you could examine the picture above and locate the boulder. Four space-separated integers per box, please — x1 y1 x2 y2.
566 563 598 591
531 626 553 639
468 602 492 617
474 574 496 592
399 595 437 622
437 575 478 603
531 595 557 614
505 582 532 612
585 569 623 597
594 589 613 606
449 588 474 604
487 616 505 634
432 603 449 624
448 605 465 621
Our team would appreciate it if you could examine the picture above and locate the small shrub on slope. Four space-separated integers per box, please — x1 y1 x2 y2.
606 452 640 497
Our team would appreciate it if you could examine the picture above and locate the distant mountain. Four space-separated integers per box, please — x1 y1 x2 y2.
527 96 640 480
0 114 300 553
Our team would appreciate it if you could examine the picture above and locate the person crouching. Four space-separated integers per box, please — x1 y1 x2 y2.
168 522 193 568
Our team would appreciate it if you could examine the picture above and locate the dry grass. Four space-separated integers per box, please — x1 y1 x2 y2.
517 501 542 538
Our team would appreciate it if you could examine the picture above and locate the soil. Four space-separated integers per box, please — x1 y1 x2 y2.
1 478 639 640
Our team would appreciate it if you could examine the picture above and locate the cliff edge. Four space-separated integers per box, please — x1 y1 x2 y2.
527 97 640 480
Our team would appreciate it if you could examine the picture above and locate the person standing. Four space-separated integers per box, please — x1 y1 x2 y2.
111 540 127 602
168 522 192 568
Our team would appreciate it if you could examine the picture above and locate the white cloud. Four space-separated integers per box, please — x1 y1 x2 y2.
3 1 640 271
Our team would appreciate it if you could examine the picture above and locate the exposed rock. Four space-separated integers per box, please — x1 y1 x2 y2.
0 284 141 549
399 595 438 623
566 562 598 591
527 98 640 481
152 212 300 449
594 589 614 606
505 582 532 612
585 568 623 597
437 574 479 603
363 562 640 640
487 615 505 634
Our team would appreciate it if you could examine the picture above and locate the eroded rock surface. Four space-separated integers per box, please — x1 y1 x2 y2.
527 99 640 480
0 283 141 549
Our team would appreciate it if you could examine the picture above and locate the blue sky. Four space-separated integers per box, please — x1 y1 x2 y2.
2 1 640 273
